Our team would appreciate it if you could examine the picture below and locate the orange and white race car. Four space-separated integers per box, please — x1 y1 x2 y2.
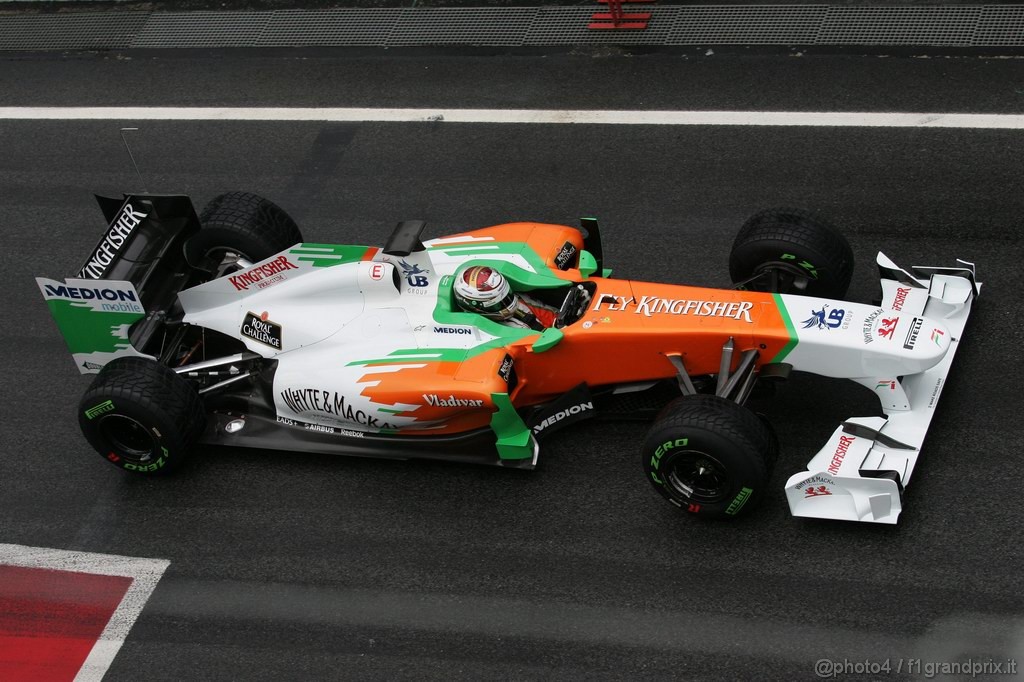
38 192 979 524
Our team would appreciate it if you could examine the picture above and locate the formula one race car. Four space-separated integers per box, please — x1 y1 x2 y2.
37 192 979 524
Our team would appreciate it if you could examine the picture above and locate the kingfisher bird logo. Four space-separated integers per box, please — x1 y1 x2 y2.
398 259 429 287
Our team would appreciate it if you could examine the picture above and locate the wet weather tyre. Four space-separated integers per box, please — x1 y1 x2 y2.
757 414 780 471
190 191 303 263
641 395 773 519
729 208 854 299
79 357 206 474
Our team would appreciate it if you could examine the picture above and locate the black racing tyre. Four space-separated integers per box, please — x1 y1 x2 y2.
756 413 780 471
729 208 854 299
79 357 206 474
641 395 774 519
190 191 303 264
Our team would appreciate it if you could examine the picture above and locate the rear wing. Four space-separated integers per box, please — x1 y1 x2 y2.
784 252 980 524
36 194 202 373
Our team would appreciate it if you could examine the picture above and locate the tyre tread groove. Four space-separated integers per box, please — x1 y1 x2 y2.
79 357 205 473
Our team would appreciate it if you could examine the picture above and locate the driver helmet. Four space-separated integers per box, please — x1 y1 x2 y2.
453 265 518 320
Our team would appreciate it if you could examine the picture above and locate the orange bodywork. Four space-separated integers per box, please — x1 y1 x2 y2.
352 351 512 436
511 279 793 405
342 222 796 436
351 280 793 435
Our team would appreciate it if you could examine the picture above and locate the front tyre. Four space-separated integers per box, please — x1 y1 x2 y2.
641 395 773 519
729 208 854 299
79 357 206 474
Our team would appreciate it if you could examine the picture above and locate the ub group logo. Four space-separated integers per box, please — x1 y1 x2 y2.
802 304 845 330
398 259 430 288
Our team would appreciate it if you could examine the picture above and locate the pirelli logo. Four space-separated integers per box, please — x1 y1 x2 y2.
903 317 923 350
85 400 115 420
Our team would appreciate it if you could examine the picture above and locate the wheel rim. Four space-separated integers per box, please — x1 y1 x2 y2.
99 415 157 463
205 246 252 261
745 261 811 294
204 246 253 276
665 451 731 504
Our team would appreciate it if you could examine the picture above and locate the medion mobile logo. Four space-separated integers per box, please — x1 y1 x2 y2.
42 284 143 313
43 285 138 302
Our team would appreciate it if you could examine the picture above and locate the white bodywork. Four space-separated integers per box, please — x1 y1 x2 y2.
176 240 979 524
176 239 532 434
784 253 979 524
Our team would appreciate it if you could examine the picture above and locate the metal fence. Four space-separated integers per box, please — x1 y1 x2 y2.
0 5 1022 50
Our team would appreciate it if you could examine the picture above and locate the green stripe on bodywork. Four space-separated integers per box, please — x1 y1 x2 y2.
578 250 598 278
346 347 472 367
348 242 574 368
770 293 798 363
289 243 370 267
429 240 552 279
490 392 534 460
531 327 563 353
430 269 539 353
45 300 143 354
433 260 566 337
464 260 570 292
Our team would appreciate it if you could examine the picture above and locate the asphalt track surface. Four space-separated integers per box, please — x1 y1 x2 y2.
3 48 1024 679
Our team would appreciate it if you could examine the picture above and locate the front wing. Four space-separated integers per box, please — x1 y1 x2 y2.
784 253 979 524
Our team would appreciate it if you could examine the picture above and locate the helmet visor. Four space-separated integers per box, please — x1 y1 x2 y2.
468 289 517 319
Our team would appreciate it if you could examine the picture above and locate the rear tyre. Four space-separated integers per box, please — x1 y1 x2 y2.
79 357 205 474
189 191 303 265
729 208 854 299
641 395 774 519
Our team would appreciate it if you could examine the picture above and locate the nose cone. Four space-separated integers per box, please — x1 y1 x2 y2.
890 316 950 372
900 316 948 350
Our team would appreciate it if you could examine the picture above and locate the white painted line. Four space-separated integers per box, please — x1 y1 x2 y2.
0 543 170 682
0 107 1023 128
